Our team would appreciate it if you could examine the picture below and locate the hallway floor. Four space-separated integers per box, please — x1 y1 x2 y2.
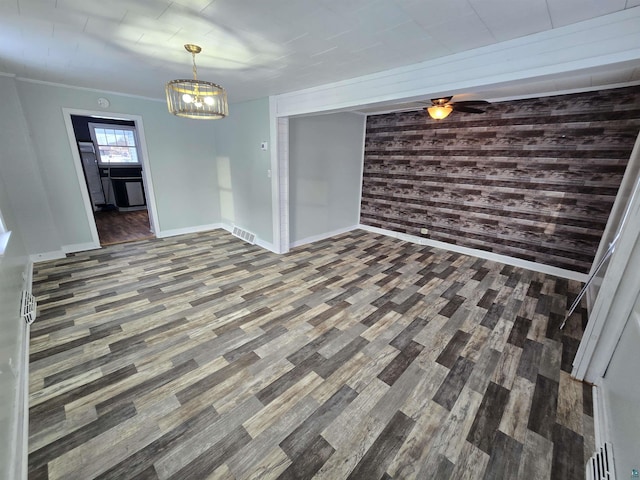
94 209 153 246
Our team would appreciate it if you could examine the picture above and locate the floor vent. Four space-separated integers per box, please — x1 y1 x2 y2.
20 290 37 325
587 442 616 480
232 226 256 245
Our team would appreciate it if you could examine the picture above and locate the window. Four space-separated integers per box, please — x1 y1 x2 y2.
88 123 140 165
0 208 9 257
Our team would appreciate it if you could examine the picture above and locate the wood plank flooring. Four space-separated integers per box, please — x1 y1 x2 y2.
28 229 594 479
94 209 153 246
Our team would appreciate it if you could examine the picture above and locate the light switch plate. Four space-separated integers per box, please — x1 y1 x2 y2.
261 142 268 151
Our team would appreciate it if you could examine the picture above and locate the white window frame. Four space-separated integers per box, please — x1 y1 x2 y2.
88 123 142 166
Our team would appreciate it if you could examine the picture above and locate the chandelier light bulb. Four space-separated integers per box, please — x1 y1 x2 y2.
182 93 193 103
204 96 214 106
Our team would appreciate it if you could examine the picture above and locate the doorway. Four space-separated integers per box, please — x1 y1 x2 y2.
63 109 160 247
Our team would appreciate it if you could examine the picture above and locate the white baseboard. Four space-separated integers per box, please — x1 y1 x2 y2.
290 225 359 248
593 383 609 448
29 250 65 263
155 222 279 252
255 238 276 253
11 321 30 480
12 263 33 480
219 223 233 234
219 223 277 253
358 224 589 282
22 262 33 292
29 242 100 262
156 223 223 239
63 242 100 254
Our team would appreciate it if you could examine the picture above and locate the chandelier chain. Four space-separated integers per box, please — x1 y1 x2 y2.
192 53 198 80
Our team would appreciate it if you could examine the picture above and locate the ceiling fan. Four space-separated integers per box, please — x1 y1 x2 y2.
423 96 490 119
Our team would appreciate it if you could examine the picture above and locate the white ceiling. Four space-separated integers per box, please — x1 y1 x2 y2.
1 0 640 105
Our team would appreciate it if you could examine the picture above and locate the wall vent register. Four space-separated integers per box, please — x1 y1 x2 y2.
20 291 37 325
587 442 616 480
232 226 256 245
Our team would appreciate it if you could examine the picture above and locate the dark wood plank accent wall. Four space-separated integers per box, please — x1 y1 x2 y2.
360 85 640 273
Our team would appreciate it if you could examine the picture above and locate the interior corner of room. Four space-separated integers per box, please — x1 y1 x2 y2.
1 2 640 479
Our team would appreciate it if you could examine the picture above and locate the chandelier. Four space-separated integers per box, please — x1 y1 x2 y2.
165 44 228 120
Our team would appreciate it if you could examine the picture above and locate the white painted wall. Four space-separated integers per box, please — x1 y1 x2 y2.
213 97 273 245
0 167 31 479
288 113 365 245
0 77 61 255
10 79 221 251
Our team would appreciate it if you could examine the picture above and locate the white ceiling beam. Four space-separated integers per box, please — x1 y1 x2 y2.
273 8 640 116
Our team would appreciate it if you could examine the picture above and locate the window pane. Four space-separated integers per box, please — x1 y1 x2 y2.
105 129 117 146
95 129 107 145
98 146 114 163
128 147 138 163
115 130 126 146
98 146 138 163
125 130 136 146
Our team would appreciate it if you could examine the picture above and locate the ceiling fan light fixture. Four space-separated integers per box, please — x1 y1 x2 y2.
166 44 228 120
427 105 453 120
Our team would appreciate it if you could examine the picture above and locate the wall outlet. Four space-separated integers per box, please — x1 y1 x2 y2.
420 228 429 234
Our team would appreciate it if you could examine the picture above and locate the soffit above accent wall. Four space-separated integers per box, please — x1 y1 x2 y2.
1 0 640 103
353 61 640 115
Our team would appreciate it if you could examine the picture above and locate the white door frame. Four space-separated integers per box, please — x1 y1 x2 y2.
62 108 160 247
268 97 290 254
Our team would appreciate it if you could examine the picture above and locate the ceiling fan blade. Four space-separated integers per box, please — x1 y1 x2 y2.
452 100 491 106
451 105 486 114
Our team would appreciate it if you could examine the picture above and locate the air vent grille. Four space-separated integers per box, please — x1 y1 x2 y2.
20 291 37 325
587 442 615 480
232 226 256 245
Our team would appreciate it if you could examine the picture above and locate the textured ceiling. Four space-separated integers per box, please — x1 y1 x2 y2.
1 0 640 104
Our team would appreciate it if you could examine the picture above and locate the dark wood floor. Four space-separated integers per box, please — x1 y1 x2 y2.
28 229 594 479
94 209 153 246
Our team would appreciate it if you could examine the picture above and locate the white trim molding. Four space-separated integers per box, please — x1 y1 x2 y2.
255 238 276 252
359 224 589 282
290 225 359 248
12 261 33 480
15 326 30 480
592 384 609 449
62 242 101 254
29 250 66 263
156 223 223 239
29 242 100 262
269 96 290 255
